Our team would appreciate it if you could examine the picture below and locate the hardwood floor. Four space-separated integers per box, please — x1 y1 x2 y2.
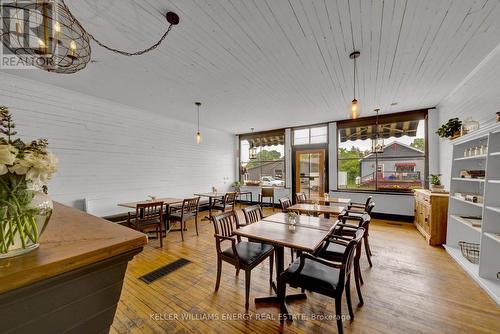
111 207 500 334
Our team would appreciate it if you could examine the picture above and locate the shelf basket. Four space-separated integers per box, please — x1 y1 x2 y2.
458 241 480 264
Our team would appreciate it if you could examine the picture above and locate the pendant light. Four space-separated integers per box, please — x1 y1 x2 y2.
371 108 384 153
195 102 202 144
1 0 179 74
249 128 257 160
349 51 361 119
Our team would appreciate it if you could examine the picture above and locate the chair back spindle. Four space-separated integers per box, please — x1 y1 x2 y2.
279 197 292 212
182 197 200 218
243 205 263 225
295 192 307 203
212 211 240 238
135 202 164 229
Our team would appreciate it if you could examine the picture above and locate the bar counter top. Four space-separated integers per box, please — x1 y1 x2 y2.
0 202 147 294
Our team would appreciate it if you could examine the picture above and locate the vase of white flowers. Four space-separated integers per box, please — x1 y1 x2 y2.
0 106 57 258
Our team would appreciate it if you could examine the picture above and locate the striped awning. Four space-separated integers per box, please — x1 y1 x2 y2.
339 120 419 142
246 132 285 147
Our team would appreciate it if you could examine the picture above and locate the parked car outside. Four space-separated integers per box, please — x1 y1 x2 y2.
260 176 284 187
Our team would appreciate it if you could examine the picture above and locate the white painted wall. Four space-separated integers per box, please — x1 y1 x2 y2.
328 191 415 217
438 45 500 189
0 72 235 216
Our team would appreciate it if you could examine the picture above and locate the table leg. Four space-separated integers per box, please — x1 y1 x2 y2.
254 245 306 320
201 197 212 221
164 204 171 235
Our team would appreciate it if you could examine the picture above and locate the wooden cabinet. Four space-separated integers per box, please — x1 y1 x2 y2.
414 189 449 246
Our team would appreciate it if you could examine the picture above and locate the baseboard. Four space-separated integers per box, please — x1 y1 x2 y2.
372 212 414 223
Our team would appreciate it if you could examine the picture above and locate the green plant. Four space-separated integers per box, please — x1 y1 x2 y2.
233 181 242 188
429 174 442 186
0 106 57 254
436 118 462 138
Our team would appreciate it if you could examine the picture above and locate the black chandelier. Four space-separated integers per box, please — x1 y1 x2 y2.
0 0 179 74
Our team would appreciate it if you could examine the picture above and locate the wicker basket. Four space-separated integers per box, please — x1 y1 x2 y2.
458 241 480 264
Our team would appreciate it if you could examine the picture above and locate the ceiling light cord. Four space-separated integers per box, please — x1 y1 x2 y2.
60 0 177 57
197 104 200 133
353 56 356 98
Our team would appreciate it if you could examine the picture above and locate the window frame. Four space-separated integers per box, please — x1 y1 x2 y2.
336 109 429 194
238 129 286 188
292 125 329 146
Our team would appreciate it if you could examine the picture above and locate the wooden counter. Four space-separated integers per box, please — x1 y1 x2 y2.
0 202 147 333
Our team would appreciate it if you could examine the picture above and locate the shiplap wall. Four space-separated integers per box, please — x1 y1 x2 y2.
0 72 235 216
438 45 500 189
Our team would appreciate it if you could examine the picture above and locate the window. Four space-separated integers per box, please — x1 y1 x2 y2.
337 111 427 193
239 131 285 187
293 125 328 145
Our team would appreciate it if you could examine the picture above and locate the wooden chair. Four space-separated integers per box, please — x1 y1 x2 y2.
211 211 274 309
295 192 307 203
339 202 375 267
279 197 292 212
168 197 200 241
279 228 365 334
259 187 275 211
317 215 368 307
127 201 164 247
242 204 274 276
242 205 264 224
347 196 373 213
211 192 237 213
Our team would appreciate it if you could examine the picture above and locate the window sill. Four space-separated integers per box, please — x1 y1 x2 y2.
332 189 421 196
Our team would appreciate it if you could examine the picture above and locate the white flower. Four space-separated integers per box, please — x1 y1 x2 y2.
9 154 30 175
0 144 18 175
8 151 58 182
25 151 58 182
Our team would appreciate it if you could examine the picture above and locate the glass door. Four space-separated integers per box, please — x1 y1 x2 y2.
294 149 325 199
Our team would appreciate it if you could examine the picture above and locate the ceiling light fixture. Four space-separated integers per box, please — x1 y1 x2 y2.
249 128 257 160
349 51 361 119
195 102 202 145
0 0 179 74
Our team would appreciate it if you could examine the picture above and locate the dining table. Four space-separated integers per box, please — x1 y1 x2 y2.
288 203 346 218
193 192 226 220
117 197 184 233
233 216 338 319
309 196 351 206
117 197 183 209
262 212 337 231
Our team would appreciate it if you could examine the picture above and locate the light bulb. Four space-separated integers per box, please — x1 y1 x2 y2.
351 99 358 119
15 17 22 34
54 21 61 39
38 38 46 48
69 40 77 57
196 131 202 144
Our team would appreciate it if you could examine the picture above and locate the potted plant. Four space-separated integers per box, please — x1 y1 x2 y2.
436 118 462 139
429 174 445 192
0 106 57 258
233 181 242 193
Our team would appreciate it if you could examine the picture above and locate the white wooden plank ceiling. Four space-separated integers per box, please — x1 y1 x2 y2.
2 0 500 133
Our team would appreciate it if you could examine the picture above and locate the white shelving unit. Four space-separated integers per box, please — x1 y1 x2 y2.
451 177 485 183
446 122 500 305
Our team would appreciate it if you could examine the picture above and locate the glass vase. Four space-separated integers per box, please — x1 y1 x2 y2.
0 181 53 259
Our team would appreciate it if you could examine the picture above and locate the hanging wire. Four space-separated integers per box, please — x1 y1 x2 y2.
197 103 200 133
353 55 356 99
60 0 177 57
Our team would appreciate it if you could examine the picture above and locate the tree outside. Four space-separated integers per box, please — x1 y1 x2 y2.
338 147 365 187
245 149 282 169
410 138 425 151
